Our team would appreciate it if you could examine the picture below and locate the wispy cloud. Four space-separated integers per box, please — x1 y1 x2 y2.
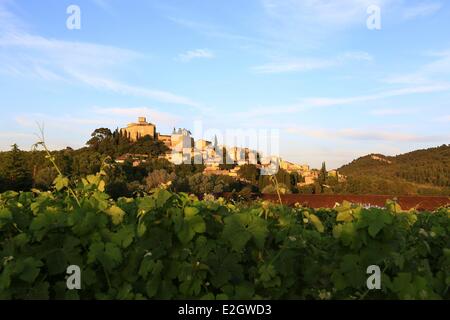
262 0 387 28
67 70 202 108
15 114 112 129
433 114 450 123
93 107 181 125
341 51 373 62
370 108 418 116
253 51 373 74
92 0 112 11
234 83 450 117
168 17 277 47
384 49 450 85
403 2 442 20
253 58 336 74
286 127 448 143
177 49 214 62
0 3 201 108
11 109 181 150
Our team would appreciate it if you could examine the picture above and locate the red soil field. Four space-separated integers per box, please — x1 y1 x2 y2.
261 194 450 211
221 193 450 211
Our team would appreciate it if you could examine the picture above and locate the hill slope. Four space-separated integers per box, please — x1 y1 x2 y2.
337 145 450 196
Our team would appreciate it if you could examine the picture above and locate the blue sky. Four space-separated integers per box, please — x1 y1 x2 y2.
0 0 449 169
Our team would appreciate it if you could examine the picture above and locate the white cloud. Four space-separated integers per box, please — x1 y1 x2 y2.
0 132 39 151
384 49 450 85
253 51 373 74
233 83 450 117
370 108 418 116
15 114 112 129
433 114 450 122
177 49 214 62
93 0 112 11
0 131 35 139
9 107 182 151
168 17 277 47
253 58 336 74
0 3 201 108
93 107 181 125
286 127 448 143
403 2 442 20
340 51 373 62
262 0 387 27
67 70 201 108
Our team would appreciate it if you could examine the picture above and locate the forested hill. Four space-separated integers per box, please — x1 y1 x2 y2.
338 144 450 195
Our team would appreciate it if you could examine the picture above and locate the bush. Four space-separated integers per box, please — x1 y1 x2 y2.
261 183 292 194
145 169 176 191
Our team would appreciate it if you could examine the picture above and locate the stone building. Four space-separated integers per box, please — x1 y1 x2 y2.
120 117 156 142
172 128 194 151
157 134 172 149
120 117 188 151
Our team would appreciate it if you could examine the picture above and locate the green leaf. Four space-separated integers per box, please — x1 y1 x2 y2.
358 209 393 238
155 189 172 208
105 205 125 225
184 206 199 218
111 225 135 248
0 208 12 220
98 180 106 192
86 175 100 185
0 208 12 228
176 214 206 244
45 250 67 275
309 214 325 233
137 222 147 237
146 276 161 298
104 243 122 267
336 210 353 222
189 215 206 233
53 175 69 191
18 258 43 283
222 213 268 251
87 242 122 271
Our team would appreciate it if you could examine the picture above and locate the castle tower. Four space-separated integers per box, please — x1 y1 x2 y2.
120 117 156 142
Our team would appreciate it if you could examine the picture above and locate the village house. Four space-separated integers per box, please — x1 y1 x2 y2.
118 116 328 183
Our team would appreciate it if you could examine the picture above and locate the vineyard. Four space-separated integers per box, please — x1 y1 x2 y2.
0 172 449 300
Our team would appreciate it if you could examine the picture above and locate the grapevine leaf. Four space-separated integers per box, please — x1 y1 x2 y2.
222 213 268 251
18 258 43 283
184 206 199 218
105 205 125 225
309 214 325 233
53 175 69 191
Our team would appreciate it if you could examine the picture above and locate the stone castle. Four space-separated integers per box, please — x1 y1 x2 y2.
120 117 172 148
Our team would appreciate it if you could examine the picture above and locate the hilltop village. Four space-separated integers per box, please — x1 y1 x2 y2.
1 117 447 197
117 117 343 187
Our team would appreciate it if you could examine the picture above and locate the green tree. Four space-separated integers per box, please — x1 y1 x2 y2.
34 167 58 190
145 169 176 191
87 128 113 150
188 173 227 194
238 164 260 185
318 162 328 193
3 144 32 191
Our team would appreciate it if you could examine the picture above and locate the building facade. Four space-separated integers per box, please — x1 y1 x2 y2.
120 117 156 142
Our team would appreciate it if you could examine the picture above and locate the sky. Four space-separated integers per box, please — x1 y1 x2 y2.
0 0 449 169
